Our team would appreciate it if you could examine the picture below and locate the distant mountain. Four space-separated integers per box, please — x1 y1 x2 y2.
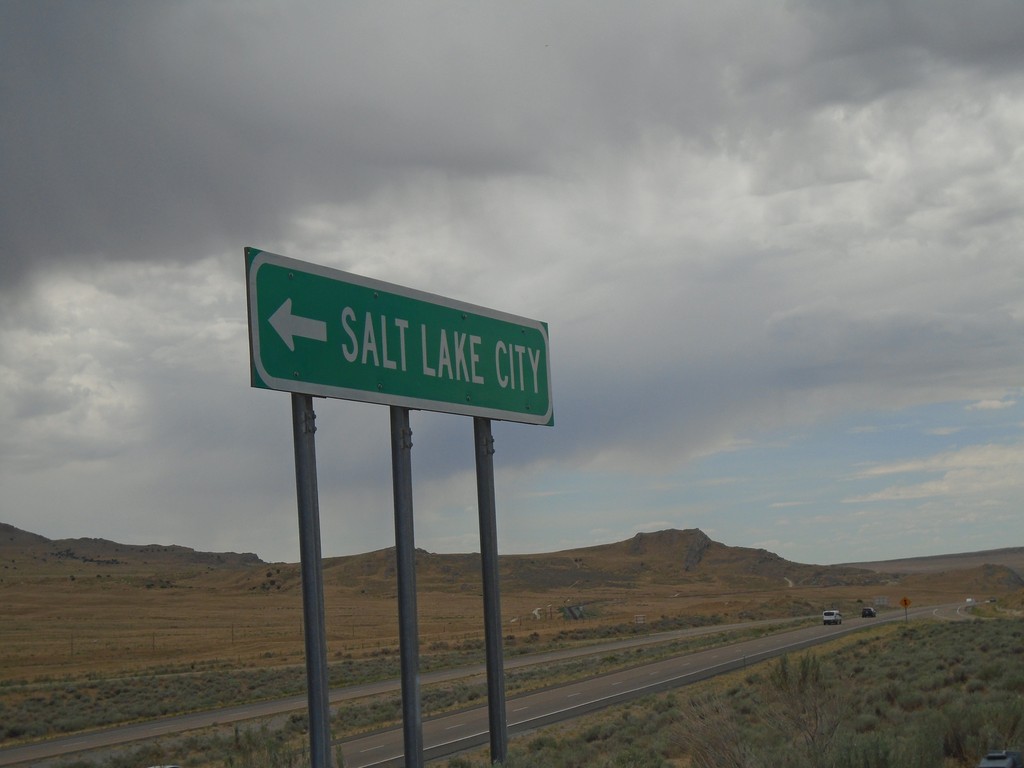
0 522 264 569
0 522 49 548
319 528 903 597
843 547 1024 579
3 522 1021 596
491 528 891 592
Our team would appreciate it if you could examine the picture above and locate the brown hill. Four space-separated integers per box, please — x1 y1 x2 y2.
500 529 865 594
314 528 883 598
0 521 263 576
843 547 1024 579
317 528 1022 608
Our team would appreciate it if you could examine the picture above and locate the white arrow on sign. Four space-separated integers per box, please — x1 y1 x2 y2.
269 299 328 351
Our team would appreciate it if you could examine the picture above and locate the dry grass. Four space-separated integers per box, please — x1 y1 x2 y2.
2 525 1021 685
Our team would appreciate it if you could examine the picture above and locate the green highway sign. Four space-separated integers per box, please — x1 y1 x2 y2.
245 248 553 425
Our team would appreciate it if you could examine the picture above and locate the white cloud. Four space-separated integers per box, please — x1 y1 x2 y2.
845 443 1024 503
968 398 1017 411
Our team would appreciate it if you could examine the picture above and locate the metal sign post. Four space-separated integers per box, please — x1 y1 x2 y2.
290 394 334 768
474 417 508 764
390 406 424 766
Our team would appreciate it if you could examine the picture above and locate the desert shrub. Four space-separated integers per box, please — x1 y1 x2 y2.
610 744 665 767
851 712 880 733
835 731 895 768
916 670 946 692
583 722 616 742
654 620 1024 768
945 666 969 686
332 693 402 732
888 709 946 768
527 734 558 752
895 688 926 711
982 659 1008 681
999 671 1024 693
421 680 484 712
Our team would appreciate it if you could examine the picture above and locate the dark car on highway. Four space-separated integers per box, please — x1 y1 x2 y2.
861 607 877 618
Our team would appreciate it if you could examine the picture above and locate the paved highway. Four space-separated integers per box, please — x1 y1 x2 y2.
342 604 968 767
0 604 967 766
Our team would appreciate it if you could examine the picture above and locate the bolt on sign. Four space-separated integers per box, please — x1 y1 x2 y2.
245 248 553 425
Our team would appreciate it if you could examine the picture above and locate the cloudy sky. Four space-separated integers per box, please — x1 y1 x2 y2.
2 1 1023 566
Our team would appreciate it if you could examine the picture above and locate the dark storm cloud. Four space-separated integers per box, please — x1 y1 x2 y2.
2 0 1024 562
2 2 583 280
6 0 1021 290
